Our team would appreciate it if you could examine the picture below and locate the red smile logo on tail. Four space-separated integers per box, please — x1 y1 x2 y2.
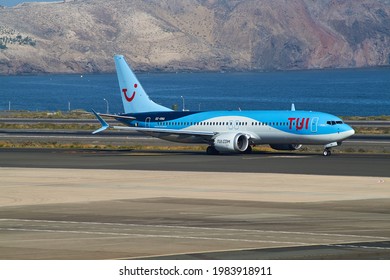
123 83 137 102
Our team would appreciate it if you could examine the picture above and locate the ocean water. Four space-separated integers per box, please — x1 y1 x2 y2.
0 67 389 116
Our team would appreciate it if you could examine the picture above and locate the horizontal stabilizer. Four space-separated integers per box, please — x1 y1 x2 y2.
91 109 109 134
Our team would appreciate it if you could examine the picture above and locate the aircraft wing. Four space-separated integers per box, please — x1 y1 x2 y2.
112 126 259 146
113 125 216 137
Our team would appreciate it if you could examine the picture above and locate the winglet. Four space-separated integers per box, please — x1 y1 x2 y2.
291 103 296 111
91 109 109 134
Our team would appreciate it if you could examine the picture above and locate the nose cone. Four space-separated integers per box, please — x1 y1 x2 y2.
342 124 355 139
349 127 355 137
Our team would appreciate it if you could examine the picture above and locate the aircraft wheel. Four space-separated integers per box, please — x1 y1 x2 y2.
323 149 332 156
206 146 219 155
243 145 252 154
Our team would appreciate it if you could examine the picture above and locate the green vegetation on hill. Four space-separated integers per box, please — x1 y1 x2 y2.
0 25 36 50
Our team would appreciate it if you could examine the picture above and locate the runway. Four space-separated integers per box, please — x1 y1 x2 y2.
0 149 389 259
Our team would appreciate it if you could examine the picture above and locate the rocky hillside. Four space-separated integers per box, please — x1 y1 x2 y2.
0 0 389 74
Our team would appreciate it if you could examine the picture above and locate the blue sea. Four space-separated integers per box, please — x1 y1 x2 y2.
0 68 389 116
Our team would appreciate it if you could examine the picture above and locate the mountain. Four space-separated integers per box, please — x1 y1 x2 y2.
0 0 389 74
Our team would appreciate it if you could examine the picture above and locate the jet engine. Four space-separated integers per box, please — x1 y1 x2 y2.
213 133 249 153
269 144 302 151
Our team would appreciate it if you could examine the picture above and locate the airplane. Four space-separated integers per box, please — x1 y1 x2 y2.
92 55 355 156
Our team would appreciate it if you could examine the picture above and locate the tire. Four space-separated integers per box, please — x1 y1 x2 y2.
206 146 219 155
243 145 253 154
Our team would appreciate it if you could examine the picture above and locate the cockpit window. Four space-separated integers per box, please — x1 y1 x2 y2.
327 120 343 125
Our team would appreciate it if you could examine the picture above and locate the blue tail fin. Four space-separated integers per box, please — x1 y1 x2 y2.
114 55 171 113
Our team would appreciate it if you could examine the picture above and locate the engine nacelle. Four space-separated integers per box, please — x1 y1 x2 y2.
270 144 302 151
213 133 249 153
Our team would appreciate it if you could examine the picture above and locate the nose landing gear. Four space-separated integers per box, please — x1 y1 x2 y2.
323 148 332 156
323 142 341 156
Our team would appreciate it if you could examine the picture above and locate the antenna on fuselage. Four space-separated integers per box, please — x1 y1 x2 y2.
291 103 296 111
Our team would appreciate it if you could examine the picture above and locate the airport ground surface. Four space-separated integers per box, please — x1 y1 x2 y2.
0 124 390 260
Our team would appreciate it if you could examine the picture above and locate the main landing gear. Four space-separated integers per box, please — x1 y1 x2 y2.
206 146 220 155
243 145 252 154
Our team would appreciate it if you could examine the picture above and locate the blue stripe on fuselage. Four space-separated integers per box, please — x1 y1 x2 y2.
117 110 351 136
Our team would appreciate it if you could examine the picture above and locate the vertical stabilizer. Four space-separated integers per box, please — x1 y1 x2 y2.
114 55 171 113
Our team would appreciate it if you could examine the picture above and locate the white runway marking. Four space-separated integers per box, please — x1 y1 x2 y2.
1 219 387 246
1 227 310 246
331 244 390 250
